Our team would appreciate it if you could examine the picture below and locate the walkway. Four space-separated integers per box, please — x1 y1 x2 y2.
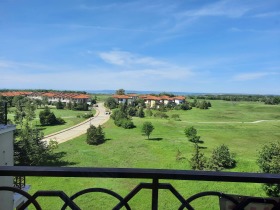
43 103 110 144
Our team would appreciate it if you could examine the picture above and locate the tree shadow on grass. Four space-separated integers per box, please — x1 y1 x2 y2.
105 138 112 141
42 151 78 166
198 146 207 149
148 137 163 141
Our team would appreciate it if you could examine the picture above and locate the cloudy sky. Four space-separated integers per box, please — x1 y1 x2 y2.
0 0 279 94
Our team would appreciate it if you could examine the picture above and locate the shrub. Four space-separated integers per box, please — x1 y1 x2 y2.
121 119 135 129
56 117 66 125
86 125 105 145
208 144 236 171
257 141 280 196
39 107 57 126
171 114 180 121
137 107 145 118
141 121 154 139
154 112 168 119
104 97 118 109
145 109 153 117
83 112 94 119
189 144 207 170
56 100 64 109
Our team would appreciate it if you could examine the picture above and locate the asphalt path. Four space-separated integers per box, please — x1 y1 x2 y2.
43 103 110 144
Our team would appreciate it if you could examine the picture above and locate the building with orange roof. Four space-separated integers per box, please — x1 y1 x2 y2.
111 94 186 108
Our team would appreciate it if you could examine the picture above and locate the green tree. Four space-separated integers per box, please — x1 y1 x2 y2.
39 106 57 126
0 101 5 124
24 100 36 123
171 114 180 121
257 141 280 196
208 144 236 171
14 124 57 166
184 126 201 143
42 96 49 106
189 144 207 170
115 89 125 95
14 101 25 127
86 125 105 145
142 122 154 139
56 100 64 109
104 97 118 109
145 109 153 117
137 107 145 118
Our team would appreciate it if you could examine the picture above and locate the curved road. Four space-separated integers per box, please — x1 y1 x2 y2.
43 103 110 144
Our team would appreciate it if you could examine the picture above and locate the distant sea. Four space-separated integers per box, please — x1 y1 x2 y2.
86 90 211 95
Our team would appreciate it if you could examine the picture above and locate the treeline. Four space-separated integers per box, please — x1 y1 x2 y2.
0 89 87 94
188 94 280 105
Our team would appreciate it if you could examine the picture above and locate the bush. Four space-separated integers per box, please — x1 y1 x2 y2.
257 141 280 196
189 144 207 170
86 125 105 145
208 144 236 171
121 119 135 129
56 100 64 109
56 117 66 125
127 107 137 116
137 107 145 118
104 97 118 109
171 114 180 121
83 112 94 119
145 109 153 117
154 112 168 119
39 107 57 126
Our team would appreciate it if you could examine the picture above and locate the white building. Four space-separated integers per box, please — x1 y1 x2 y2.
0 124 30 209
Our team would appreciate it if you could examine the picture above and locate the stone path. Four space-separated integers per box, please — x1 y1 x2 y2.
43 103 110 144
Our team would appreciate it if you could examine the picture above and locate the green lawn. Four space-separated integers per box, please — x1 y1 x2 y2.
8 107 96 136
27 100 280 209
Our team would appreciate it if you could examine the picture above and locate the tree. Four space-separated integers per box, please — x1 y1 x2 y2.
24 100 36 122
39 107 57 126
56 100 64 109
142 122 154 139
189 144 207 170
42 96 49 106
137 107 145 118
257 141 280 196
86 125 105 145
208 144 236 171
104 97 118 109
14 124 57 166
184 126 201 143
115 89 125 95
14 101 25 127
0 101 5 124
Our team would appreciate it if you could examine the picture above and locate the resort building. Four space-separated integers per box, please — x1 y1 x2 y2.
113 94 186 108
0 91 91 105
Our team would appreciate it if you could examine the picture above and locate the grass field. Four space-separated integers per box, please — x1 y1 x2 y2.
8 107 96 136
27 100 280 209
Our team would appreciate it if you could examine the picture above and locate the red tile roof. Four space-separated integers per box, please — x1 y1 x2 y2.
112 95 132 99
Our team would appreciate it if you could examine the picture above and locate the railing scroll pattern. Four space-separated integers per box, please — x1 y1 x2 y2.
1 166 280 210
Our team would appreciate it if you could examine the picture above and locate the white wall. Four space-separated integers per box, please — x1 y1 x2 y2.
0 125 16 210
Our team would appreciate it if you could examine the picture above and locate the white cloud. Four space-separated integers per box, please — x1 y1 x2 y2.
97 50 193 81
233 72 278 81
98 50 166 66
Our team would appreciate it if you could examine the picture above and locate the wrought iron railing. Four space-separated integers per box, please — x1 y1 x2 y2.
14 176 26 189
1 166 280 210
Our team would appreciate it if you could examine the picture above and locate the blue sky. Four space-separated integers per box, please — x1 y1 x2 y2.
0 0 279 94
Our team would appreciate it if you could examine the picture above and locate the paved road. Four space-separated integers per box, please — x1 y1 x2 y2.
43 103 110 144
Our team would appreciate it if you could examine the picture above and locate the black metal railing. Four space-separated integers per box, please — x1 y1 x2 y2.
1 166 280 210
14 176 26 189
